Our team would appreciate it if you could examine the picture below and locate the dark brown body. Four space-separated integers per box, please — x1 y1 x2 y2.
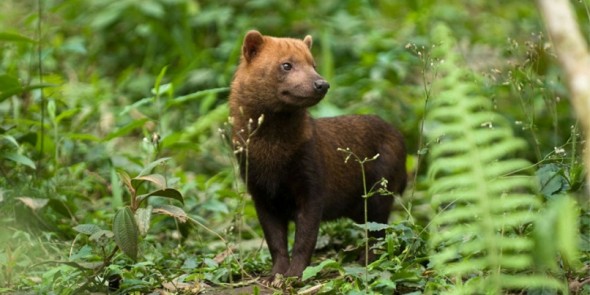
229 30 407 278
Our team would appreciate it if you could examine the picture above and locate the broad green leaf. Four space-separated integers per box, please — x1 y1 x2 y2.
156 83 172 96
42 260 103 270
0 74 20 90
0 32 36 43
3 152 36 169
113 207 139 260
103 118 149 141
65 133 100 141
168 87 228 106
353 222 390 232
16 197 48 210
554 197 580 267
137 188 183 206
135 206 152 236
120 96 154 115
111 168 124 208
533 199 560 271
301 259 339 281
69 244 92 261
152 66 168 95
73 224 103 235
342 266 368 278
0 79 53 102
0 134 19 148
55 107 81 124
389 270 422 282
89 230 114 241
131 174 166 190
201 198 229 214
536 164 568 199
0 74 21 102
152 204 187 223
137 157 171 177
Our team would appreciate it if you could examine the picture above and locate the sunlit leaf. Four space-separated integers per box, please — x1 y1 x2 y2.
168 87 228 106
89 230 114 241
353 222 390 232
554 197 580 267
65 133 100 141
113 207 139 260
135 206 152 236
302 259 339 281
55 108 81 124
47 100 56 122
132 174 166 190
4 152 36 169
16 197 48 210
40 260 102 271
152 204 187 223
73 224 103 235
111 168 124 208
120 96 154 115
0 134 19 148
152 66 168 95
117 169 133 194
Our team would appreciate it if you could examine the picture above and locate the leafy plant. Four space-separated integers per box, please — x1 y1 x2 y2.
47 157 186 292
425 23 579 294
1 1 588 294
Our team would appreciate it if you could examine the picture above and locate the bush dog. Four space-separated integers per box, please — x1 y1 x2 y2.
229 30 407 278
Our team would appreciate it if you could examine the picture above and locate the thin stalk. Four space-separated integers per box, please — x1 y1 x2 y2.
409 50 439 222
37 0 45 173
570 123 578 175
359 159 369 287
338 148 378 291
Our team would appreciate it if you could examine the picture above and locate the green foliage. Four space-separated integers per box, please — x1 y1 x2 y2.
302 259 340 281
0 0 588 294
425 24 578 294
533 196 580 271
113 207 139 260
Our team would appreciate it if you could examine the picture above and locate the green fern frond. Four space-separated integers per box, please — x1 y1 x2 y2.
425 24 566 294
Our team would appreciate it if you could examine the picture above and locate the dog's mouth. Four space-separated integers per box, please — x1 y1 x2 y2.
280 90 325 107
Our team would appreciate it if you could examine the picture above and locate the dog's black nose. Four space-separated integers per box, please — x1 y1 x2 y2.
313 79 330 94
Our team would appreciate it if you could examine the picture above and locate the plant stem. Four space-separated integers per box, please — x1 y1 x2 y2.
37 0 45 174
359 157 369 287
409 49 438 223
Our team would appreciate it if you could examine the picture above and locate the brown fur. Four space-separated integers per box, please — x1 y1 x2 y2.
229 30 407 278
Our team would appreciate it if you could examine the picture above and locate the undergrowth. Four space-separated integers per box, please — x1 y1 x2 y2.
0 1 589 294
425 24 581 294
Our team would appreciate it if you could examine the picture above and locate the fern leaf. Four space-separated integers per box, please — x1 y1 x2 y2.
425 24 566 294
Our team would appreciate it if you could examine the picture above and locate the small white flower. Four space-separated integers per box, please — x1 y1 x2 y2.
554 147 566 155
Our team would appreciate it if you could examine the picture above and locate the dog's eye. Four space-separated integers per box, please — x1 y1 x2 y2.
281 63 292 71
